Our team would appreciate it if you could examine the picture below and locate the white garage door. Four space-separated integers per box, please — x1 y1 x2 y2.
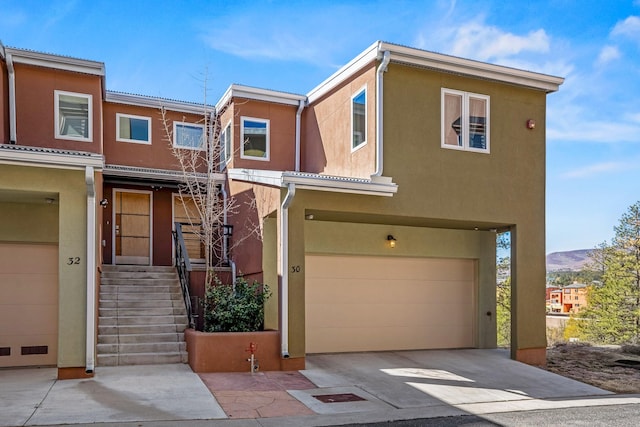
305 255 476 353
0 243 58 367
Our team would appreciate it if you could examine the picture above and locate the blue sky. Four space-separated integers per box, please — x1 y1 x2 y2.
2 0 639 254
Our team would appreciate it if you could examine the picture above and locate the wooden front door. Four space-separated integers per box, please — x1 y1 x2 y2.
114 190 151 265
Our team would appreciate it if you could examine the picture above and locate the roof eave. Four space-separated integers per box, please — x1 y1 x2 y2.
228 168 398 197
105 92 211 115
4 47 105 76
104 164 225 183
0 146 104 170
216 84 307 110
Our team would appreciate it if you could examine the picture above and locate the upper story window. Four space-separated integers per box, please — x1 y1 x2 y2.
241 117 269 161
351 87 367 150
219 122 232 170
441 88 490 153
173 122 204 150
55 90 92 142
116 113 151 144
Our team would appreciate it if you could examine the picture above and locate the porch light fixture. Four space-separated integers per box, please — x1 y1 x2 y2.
526 119 536 129
387 235 396 248
99 198 108 207
222 224 234 237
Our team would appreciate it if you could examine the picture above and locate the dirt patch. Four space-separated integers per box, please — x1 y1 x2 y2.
545 343 640 393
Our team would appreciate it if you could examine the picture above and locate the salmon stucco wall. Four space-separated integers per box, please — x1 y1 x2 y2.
303 63 377 178
13 63 103 153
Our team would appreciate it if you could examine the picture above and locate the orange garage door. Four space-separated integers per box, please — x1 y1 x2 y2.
305 255 476 353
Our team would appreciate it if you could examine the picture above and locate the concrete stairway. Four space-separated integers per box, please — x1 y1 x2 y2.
97 265 189 366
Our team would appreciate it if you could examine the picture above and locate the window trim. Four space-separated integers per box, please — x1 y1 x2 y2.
219 120 233 171
441 88 490 154
240 116 270 161
351 86 367 152
116 113 152 145
173 121 205 150
54 90 93 142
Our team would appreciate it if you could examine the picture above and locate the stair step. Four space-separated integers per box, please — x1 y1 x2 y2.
98 333 185 344
101 265 176 273
97 351 188 366
99 307 186 317
99 324 187 335
100 285 178 294
97 341 186 355
99 300 178 309
100 278 180 286
100 292 183 301
99 315 187 326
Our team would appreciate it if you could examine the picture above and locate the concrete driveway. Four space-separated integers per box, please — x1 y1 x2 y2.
2 349 639 427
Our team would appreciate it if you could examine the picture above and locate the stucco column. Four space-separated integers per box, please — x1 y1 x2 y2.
285 201 306 359
510 224 547 365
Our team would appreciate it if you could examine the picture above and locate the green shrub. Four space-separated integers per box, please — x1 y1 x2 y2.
204 277 271 332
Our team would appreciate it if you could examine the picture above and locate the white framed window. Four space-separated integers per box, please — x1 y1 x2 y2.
441 88 490 153
173 122 204 150
219 121 232 170
116 113 151 144
54 90 92 142
351 87 367 150
240 117 269 161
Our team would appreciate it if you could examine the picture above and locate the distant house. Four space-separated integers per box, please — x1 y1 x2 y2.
546 283 589 314
0 40 563 377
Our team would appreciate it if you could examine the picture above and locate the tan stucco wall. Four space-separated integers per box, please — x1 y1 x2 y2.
0 201 59 242
381 63 547 354
0 164 90 368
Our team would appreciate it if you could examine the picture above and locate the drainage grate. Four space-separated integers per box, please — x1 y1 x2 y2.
313 393 366 403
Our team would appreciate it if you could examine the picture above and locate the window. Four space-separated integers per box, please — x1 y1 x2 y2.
116 113 151 144
173 122 204 149
55 90 92 141
220 122 232 170
241 117 269 160
442 89 489 153
351 87 366 150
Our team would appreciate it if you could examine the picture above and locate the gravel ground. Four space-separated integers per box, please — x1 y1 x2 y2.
545 343 640 393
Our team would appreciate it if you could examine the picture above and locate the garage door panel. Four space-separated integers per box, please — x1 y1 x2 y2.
0 274 58 303
306 255 476 353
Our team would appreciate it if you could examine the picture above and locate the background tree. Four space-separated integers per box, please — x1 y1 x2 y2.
496 231 511 347
573 201 640 344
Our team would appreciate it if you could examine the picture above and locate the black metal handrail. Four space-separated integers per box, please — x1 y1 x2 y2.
173 222 195 329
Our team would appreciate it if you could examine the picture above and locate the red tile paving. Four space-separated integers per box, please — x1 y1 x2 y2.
198 371 317 419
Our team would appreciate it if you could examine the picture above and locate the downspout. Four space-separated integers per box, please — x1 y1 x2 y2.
6 52 17 144
220 185 236 283
294 99 304 172
85 166 97 373
372 50 390 177
280 182 296 358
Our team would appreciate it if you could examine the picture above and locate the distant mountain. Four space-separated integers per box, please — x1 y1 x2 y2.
546 249 592 272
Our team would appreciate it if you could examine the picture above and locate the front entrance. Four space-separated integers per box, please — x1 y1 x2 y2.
114 190 151 265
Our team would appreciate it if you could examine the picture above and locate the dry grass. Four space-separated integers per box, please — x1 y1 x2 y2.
545 343 640 393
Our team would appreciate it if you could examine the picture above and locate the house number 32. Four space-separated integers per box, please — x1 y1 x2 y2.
67 257 81 265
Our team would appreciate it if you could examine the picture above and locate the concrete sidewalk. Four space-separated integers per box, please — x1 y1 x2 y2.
1 349 640 427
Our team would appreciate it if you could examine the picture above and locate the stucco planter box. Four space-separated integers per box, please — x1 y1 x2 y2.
185 328 282 373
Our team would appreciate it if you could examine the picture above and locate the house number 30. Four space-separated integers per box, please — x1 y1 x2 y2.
67 257 81 265
291 265 301 273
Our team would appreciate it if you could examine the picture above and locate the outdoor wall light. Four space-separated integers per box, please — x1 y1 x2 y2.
222 224 234 237
526 119 536 129
99 198 108 207
387 235 397 248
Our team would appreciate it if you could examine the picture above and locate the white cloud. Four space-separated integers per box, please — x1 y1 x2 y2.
449 21 550 61
611 16 640 41
562 161 635 179
596 45 621 66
